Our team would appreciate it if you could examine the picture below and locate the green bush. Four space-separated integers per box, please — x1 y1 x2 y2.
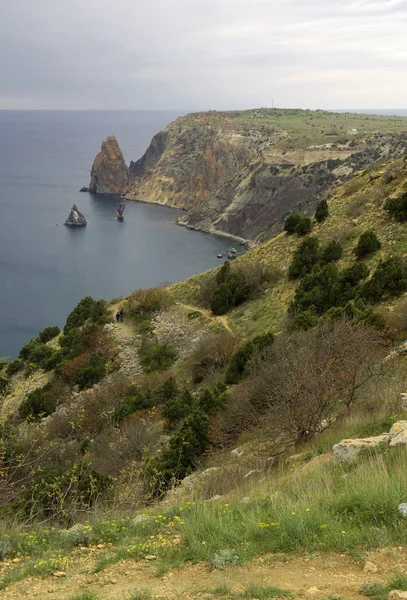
315 199 329 223
326 299 385 329
114 388 154 423
225 332 275 384
145 408 210 496
0 375 9 397
18 384 56 421
291 261 370 327
210 283 235 315
288 236 320 279
322 240 342 263
38 326 60 343
141 341 178 372
295 216 312 236
354 230 381 259
162 389 194 428
6 358 23 376
384 191 407 222
284 213 302 234
362 257 407 302
74 354 107 390
64 296 106 333
22 462 113 521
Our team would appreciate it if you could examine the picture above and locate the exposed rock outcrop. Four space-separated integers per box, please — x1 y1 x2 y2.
89 136 129 196
126 112 287 209
333 434 390 463
87 111 407 242
64 204 87 227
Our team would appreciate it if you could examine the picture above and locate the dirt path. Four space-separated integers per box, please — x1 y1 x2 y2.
180 303 233 334
108 304 142 377
1 547 405 600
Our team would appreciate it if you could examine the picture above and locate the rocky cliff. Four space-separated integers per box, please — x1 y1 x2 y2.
179 134 407 241
89 135 129 195
126 112 287 209
87 110 407 241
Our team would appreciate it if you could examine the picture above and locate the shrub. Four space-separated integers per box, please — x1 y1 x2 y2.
315 199 329 222
321 240 342 263
64 296 106 333
212 548 241 569
145 408 210 496
191 333 236 383
291 261 369 321
22 462 113 521
114 388 154 423
0 375 8 397
6 359 23 377
18 384 57 421
38 326 60 343
141 341 177 373
125 287 171 319
354 230 381 259
288 236 320 279
284 213 302 234
235 319 388 445
384 192 407 222
362 257 407 303
74 354 107 389
225 332 275 384
162 390 194 428
295 216 312 236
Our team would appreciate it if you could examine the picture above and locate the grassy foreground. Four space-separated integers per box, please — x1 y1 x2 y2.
2 408 407 590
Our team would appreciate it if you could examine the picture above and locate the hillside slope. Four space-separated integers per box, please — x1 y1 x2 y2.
3 153 407 597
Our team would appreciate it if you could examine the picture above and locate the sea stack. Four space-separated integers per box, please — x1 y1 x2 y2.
89 136 130 196
64 204 87 227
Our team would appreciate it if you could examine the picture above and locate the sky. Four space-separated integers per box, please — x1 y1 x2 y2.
0 0 406 110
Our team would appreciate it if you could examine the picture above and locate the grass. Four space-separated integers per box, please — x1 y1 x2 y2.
2 412 407 589
234 108 407 150
70 594 101 600
360 572 407 600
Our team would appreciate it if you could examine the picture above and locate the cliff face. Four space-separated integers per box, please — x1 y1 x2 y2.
87 111 407 241
178 135 407 242
125 113 287 208
89 136 129 196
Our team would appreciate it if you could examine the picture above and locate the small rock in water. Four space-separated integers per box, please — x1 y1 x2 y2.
64 204 87 227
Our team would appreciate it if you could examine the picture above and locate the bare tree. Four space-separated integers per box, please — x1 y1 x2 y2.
217 319 390 447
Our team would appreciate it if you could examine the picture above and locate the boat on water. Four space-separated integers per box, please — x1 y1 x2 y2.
117 203 125 221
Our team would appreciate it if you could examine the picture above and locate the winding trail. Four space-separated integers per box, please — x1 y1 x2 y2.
179 303 233 334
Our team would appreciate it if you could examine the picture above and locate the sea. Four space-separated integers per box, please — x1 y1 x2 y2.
0 110 237 359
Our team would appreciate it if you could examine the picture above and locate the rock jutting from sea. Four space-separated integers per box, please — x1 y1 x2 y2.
88 135 130 196
64 204 87 227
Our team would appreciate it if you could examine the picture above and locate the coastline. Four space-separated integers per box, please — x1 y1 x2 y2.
122 195 252 247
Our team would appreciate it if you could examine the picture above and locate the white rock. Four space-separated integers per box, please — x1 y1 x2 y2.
390 430 407 448
333 434 389 463
389 421 407 440
363 561 378 574
388 591 407 600
243 469 261 480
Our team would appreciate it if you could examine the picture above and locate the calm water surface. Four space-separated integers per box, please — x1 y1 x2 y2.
0 111 238 358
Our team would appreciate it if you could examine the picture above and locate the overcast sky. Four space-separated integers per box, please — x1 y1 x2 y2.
0 0 406 110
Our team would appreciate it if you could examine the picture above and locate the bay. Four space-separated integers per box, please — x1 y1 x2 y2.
0 111 237 358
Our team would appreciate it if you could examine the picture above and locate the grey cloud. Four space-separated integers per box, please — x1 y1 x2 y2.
0 0 406 109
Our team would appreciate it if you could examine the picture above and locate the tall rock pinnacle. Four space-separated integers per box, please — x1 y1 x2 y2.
89 136 130 196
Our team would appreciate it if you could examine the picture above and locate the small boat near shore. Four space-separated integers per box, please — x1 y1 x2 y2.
117 203 125 221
